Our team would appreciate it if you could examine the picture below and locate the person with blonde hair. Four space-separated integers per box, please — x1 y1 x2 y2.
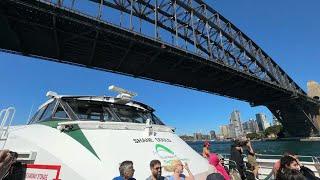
166 159 194 180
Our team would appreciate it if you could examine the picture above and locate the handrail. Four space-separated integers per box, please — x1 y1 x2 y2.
255 153 316 159
218 153 320 179
0 109 8 128
0 107 15 140
263 171 274 180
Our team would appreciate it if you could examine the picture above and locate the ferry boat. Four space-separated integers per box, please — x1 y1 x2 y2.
1 85 319 179
0 86 211 179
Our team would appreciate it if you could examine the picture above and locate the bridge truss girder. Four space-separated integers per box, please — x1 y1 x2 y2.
85 0 304 94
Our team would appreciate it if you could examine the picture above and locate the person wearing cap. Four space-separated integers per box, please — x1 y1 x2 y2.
202 141 211 159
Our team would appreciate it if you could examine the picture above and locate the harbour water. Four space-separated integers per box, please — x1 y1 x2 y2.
187 140 320 157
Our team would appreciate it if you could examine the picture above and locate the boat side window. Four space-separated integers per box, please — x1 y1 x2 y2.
38 100 57 122
111 104 146 123
138 113 165 125
29 105 47 124
53 103 70 119
67 100 116 121
152 114 165 125
102 107 117 122
138 112 153 124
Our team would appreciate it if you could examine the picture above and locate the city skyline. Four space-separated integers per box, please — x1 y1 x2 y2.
180 110 275 136
1 0 319 135
217 110 275 139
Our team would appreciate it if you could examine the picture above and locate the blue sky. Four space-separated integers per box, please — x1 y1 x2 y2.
0 0 319 135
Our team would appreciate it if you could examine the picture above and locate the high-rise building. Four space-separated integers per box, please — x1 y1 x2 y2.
256 113 270 131
242 118 259 134
193 132 202 141
272 115 281 126
307 80 320 99
228 124 236 138
220 125 230 139
242 121 250 133
209 130 216 140
251 119 259 133
230 110 243 137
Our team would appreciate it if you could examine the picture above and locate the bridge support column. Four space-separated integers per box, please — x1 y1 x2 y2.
268 101 320 137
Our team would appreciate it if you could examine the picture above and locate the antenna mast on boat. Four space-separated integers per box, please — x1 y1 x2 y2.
108 85 137 100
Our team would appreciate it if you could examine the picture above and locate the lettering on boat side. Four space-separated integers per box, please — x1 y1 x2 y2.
132 138 172 143
25 164 61 180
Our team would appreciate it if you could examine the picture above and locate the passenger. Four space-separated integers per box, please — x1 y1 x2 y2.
276 169 306 180
167 159 194 180
230 139 245 180
273 151 296 177
206 173 224 180
146 159 167 180
217 154 229 174
276 155 301 179
202 141 211 159
293 157 320 180
245 140 259 179
208 153 230 180
0 150 17 180
276 154 320 180
113 160 136 180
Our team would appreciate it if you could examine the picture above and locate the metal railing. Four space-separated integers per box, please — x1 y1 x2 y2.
0 107 15 149
0 107 15 140
219 153 320 180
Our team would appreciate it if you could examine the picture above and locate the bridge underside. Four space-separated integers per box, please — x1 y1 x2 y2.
1 0 319 136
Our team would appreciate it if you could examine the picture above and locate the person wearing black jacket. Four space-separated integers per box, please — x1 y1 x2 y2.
230 140 246 180
277 155 320 180
300 165 320 180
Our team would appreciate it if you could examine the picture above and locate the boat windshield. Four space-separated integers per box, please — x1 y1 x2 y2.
65 99 164 125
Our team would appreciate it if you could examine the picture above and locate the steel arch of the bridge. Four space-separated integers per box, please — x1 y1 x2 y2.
1 0 319 136
47 0 303 94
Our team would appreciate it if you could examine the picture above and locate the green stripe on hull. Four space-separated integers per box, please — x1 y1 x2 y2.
39 120 100 160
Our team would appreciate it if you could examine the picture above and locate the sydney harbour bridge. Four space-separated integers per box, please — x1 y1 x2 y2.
0 0 319 137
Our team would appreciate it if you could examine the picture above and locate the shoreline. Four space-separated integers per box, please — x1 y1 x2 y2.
185 137 320 143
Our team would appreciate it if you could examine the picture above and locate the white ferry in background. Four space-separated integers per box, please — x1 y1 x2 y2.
0 86 211 179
